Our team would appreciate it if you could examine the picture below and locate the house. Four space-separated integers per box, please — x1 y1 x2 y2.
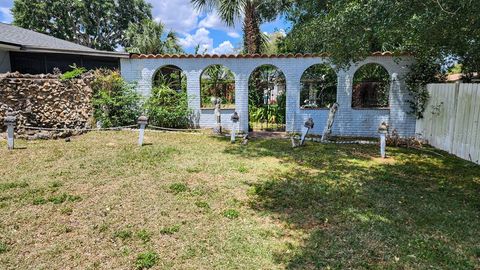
0 23 128 74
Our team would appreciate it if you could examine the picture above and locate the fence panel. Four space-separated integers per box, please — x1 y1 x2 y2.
416 83 480 164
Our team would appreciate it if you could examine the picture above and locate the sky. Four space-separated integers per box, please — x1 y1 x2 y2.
0 0 289 54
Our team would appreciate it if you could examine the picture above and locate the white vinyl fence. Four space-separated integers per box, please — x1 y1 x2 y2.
416 83 480 164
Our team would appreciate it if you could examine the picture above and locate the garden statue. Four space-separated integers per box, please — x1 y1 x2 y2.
322 103 339 142
230 112 240 143
212 97 222 134
4 110 17 150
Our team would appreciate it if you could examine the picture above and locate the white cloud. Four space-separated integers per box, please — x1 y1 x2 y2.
178 28 236 54
0 7 13 23
211 41 235 54
149 0 199 34
198 12 241 39
178 27 213 50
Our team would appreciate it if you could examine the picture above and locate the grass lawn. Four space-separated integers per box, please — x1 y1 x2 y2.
0 131 479 269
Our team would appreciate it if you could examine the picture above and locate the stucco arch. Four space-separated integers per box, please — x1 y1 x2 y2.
121 54 415 137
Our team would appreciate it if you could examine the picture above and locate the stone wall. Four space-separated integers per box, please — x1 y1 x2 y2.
0 72 94 138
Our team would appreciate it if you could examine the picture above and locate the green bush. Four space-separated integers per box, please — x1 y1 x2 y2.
59 65 87 80
92 70 141 128
144 86 192 128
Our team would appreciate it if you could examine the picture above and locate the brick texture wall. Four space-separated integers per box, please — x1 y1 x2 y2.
121 56 415 137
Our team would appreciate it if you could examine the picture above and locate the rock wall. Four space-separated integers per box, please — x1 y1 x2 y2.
0 72 94 138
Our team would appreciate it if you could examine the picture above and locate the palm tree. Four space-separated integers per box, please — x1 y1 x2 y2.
191 0 285 54
125 19 184 54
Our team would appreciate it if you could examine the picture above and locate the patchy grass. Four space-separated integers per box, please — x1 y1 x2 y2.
135 251 158 269
0 131 479 269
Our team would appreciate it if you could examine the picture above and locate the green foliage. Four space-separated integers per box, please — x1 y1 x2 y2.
135 251 158 269
0 181 28 191
352 64 390 108
405 60 445 119
12 0 152 50
160 225 180 235
194 201 210 209
126 19 183 54
91 70 141 128
223 209 240 219
0 242 8 254
136 229 151 243
168 183 188 194
200 65 235 108
300 64 337 108
144 86 192 128
47 193 81 204
114 230 133 240
59 66 87 81
191 0 286 53
281 0 480 73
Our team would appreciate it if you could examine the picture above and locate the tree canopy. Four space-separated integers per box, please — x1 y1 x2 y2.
280 0 480 71
12 0 153 51
125 20 184 55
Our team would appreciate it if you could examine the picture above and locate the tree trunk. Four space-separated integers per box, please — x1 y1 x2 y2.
243 2 261 54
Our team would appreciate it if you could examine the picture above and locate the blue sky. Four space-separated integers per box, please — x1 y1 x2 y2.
0 0 289 54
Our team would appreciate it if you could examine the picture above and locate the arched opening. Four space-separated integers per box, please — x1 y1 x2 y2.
200 65 235 109
152 65 186 91
352 63 390 108
300 64 337 109
248 65 286 132
146 65 190 128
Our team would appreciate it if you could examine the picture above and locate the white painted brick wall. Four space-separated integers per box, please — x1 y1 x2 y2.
120 56 416 137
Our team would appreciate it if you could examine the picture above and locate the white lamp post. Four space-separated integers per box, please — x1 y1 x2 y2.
4 110 16 150
137 115 148 146
378 122 388 158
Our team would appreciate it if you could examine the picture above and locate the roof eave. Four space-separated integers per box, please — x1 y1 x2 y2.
20 46 130 58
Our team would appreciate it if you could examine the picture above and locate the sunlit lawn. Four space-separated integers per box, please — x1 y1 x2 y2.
0 131 479 269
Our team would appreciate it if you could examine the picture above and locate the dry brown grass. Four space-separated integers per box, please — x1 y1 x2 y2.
0 131 479 269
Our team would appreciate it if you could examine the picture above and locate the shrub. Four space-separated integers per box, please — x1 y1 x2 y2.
92 70 141 128
60 65 87 80
144 86 192 128
135 251 158 269
0 242 8 254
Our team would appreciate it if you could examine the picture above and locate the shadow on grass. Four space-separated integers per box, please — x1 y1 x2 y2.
224 137 480 269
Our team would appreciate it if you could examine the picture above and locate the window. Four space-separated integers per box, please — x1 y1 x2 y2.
352 63 390 108
300 64 337 109
200 65 235 109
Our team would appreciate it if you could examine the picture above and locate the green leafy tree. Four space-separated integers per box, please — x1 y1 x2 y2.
279 0 480 117
125 19 184 54
191 0 287 54
12 0 152 50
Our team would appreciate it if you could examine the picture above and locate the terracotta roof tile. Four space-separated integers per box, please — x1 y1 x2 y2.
129 51 408 59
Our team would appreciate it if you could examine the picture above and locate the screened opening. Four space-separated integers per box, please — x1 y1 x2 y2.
153 65 186 92
248 65 286 131
352 63 390 108
300 64 337 109
200 65 235 109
